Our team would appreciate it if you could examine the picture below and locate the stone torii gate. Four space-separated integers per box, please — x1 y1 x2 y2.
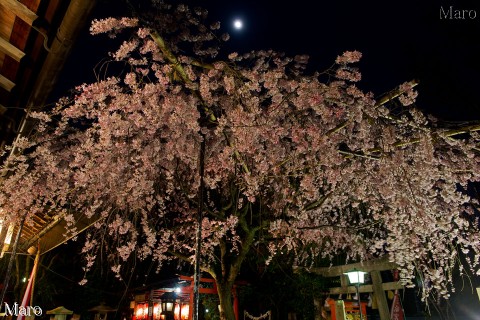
297 256 403 320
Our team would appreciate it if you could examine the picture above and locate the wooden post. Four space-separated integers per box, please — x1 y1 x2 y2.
148 290 153 320
313 298 322 320
335 300 346 320
233 286 239 320
340 275 348 298
370 271 390 320
188 285 194 320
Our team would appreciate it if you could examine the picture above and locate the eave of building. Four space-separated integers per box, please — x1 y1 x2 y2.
0 0 98 256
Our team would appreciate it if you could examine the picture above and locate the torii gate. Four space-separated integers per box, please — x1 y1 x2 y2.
178 275 241 320
297 256 403 320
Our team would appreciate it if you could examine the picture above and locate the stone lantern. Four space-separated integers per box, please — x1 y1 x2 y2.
46 306 74 320
88 302 117 320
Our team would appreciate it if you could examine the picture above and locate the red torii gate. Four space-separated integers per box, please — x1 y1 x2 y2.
178 275 241 320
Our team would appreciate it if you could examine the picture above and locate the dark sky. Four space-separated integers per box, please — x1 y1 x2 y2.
202 0 480 121
58 0 480 122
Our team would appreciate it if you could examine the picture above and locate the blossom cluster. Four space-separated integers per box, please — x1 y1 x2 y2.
90 17 138 37
398 81 419 106
0 3 479 305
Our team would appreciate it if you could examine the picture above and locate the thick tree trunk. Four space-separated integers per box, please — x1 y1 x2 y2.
213 212 258 320
217 281 236 320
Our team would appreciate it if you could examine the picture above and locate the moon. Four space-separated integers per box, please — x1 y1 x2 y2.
233 19 243 30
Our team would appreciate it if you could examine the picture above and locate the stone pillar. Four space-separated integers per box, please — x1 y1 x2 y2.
335 300 346 320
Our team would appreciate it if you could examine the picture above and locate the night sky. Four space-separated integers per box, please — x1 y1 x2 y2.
57 0 480 122
202 0 480 121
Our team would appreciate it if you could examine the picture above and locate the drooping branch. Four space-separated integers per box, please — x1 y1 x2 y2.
149 30 251 174
361 124 480 157
303 193 331 211
298 219 383 231
167 249 215 275
443 124 480 137
228 224 260 285
326 120 349 136
338 150 381 161
375 79 419 108
149 31 195 87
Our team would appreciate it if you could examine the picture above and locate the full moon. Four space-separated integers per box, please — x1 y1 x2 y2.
233 19 243 30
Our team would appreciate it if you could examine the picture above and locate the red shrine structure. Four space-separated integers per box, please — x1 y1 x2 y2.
131 276 241 320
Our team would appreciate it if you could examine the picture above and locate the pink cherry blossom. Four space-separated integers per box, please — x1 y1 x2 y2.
0 4 479 318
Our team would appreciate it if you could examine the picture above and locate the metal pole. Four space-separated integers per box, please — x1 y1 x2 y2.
356 283 363 320
192 136 206 320
0 215 27 306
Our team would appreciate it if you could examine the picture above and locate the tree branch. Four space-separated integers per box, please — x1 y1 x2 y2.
303 193 331 211
298 220 382 231
167 249 215 275
375 79 419 108
149 30 252 174
338 150 381 160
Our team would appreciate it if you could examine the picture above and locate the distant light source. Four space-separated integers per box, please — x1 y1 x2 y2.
344 268 367 320
153 303 161 320
175 287 181 293
162 301 174 313
161 291 177 320
233 19 243 30
344 268 367 284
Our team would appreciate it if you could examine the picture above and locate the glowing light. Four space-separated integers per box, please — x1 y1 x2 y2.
153 303 162 320
181 305 189 320
1 223 15 258
174 304 180 319
4 223 14 245
135 303 149 320
233 19 243 30
136 305 144 318
175 287 181 293
344 269 367 284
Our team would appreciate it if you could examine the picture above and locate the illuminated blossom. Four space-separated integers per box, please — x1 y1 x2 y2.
335 50 362 64
0 4 479 319
398 81 419 106
90 17 139 37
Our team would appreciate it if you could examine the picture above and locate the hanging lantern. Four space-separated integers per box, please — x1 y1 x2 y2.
160 291 177 320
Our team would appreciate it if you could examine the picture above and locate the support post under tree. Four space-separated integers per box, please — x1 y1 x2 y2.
0 214 27 306
193 135 206 320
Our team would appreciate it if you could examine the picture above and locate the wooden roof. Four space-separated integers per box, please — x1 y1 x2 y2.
0 0 97 255
1 0 57 149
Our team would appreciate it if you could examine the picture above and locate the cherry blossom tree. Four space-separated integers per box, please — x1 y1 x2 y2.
1 3 479 319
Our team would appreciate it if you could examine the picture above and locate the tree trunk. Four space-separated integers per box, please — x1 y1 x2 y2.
213 216 257 320
217 281 236 320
